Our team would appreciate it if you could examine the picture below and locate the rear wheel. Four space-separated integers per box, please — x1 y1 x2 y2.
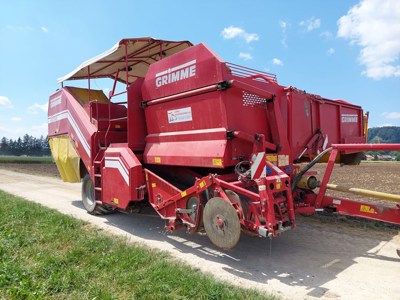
81 174 114 215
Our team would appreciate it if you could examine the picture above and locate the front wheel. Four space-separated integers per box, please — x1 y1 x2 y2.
203 197 241 250
81 174 114 215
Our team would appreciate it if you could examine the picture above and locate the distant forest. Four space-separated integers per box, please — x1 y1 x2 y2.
367 126 400 143
0 126 399 157
0 135 50 156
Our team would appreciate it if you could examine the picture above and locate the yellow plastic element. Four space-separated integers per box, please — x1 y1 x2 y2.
115 124 121 129
212 158 222 166
145 173 148 181
363 112 369 140
67 87 108 105
152 183 156 188
113 198 119 205
49 136 80 183
155 157 161 163
326 183 400 202
181 191 187 197
360 205 375 214
276 178 281 190
199 181 206 188
266 154 278 162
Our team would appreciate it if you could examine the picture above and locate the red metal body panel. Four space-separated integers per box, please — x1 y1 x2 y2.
141 44 365 169
102 146 144 209
48 88 97 169
127 78 147 151
142 43 225 101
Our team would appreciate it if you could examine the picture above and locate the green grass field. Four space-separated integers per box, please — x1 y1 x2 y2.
0 190 275 300
0 156 54 164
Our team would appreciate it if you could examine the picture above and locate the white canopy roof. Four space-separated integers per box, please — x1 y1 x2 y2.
57 37 192 84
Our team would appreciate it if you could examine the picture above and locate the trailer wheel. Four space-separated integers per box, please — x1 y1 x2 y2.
203 197 241 250
81 174 113 215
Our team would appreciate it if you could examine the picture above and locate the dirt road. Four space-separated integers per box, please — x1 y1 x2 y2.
0 168 399 300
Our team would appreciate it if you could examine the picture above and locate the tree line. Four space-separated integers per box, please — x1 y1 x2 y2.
0 135 50 156
368 126 400 143
0 126 399 158
366 126 400 161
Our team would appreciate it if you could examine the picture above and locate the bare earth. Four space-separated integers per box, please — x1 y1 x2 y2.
0 163 399 300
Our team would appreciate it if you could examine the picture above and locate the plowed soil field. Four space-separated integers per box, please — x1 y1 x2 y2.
1 161 399 200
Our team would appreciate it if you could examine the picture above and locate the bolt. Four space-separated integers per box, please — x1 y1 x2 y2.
216 217 224 228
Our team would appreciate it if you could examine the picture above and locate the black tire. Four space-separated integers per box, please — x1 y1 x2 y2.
340 152 363 165
81 174 114 215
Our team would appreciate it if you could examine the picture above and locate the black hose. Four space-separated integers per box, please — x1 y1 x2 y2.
291 147 333 192
234 161 251 182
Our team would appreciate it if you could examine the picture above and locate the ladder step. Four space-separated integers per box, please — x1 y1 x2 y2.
94 187 102 191
94 174 102 177
94 161 102 164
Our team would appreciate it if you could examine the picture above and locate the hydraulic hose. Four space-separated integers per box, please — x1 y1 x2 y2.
291 147 333 192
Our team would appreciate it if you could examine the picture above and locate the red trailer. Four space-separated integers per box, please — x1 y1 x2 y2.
48 38 400 249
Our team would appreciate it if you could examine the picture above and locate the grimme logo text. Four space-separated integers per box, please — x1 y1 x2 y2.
155 60 196 87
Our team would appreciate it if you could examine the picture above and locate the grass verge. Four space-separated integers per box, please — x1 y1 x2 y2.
0 156 53 164
0 190 275 300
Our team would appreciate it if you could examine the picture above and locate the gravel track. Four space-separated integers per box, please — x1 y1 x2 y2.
0 166 399 299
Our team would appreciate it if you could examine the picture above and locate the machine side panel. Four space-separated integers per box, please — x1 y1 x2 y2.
102 147 144 209
48 88 97 180
142 43 225 101
127 78 147 151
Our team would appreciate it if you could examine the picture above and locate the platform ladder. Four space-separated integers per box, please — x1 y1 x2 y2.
92 147 106 202
92 93 128 202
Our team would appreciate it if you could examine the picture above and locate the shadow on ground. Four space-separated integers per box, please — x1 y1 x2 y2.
71 200 399 298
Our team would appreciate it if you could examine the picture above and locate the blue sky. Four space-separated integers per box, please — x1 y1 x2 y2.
0 0 399 139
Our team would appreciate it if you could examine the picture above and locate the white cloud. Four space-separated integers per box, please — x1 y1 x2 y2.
337 0 400 79
221 26 259 43
272 58 283 66
6 25 48 33
30 123 48 137
320 31 333 39
0 96 12 108
299 17 321 31
6 25 35 31
11 117 21 122
0 125 24 139
279 21 287 30
27 103 48 115
382 112 400 119
327 48 335 55
239 52 253 61
279 20 288 48
0 123 47 139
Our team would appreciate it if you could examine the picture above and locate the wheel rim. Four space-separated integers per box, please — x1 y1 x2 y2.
186 196 199 223
84 179 95 206
82 175 96 212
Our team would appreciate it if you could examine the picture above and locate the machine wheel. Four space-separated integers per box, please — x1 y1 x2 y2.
186 196 200 223
81 174 114 215
203 197 241 250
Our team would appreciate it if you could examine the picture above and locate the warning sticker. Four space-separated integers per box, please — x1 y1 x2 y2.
168 107 192 123
212 158 222 166
360 205 376 214
278 155 289 166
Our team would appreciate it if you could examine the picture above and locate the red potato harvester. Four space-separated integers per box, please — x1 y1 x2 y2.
48 38 400 250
